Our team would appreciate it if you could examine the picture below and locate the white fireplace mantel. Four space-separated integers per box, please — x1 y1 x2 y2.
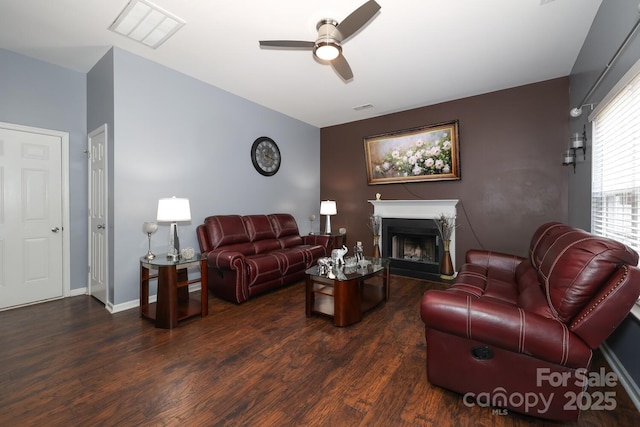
368 199 459 270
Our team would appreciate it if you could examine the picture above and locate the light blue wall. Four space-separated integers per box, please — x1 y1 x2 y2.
3 46 320 307
106 48 320 305
569 0 640 394
0 48 87 292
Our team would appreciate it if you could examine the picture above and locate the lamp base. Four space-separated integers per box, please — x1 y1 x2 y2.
144 233 155 260
167 222 181 262
166 253 180 262
324 215 332 234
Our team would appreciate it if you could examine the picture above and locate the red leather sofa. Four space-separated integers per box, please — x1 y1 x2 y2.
420 222 640 421
196 213 333 303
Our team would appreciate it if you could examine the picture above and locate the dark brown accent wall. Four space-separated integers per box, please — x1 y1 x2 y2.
321 77 569 268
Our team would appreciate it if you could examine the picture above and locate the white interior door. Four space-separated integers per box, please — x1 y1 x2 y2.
88 125 108 305
0 125 63 309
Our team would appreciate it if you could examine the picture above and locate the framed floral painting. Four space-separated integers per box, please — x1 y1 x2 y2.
364 120 460 184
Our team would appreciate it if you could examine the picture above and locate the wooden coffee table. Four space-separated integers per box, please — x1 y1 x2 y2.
305 257 390 326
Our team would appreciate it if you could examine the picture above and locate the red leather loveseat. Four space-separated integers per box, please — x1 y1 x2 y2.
196 213 333 303
420 222 640 421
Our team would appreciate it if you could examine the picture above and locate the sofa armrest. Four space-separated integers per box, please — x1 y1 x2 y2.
206 249 246 271
420 290 591 368
303 234 334 249
465 249 525 273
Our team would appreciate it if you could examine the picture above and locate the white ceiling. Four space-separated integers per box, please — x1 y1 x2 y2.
0 0 602 128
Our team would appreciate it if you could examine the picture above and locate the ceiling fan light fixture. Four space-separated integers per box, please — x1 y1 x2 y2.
314 41 341 61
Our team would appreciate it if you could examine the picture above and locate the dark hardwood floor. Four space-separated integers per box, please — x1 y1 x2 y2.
0 276 638 426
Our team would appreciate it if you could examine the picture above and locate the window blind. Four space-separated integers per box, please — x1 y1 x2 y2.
591 65 640 315
591 69 640 252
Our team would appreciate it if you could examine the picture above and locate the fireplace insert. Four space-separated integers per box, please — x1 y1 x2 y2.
382 217 442 279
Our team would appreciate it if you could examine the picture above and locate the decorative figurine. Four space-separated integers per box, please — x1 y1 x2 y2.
331 245 348 266
317 257 334 275
181 247 195 259
354 241 364 263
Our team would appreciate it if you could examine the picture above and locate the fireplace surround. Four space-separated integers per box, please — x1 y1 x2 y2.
369 199 459 279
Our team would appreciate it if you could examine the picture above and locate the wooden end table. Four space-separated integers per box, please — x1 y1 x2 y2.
305 257 390 326
139 254 208 329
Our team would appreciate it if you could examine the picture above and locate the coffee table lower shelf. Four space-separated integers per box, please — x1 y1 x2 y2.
305 259 390 327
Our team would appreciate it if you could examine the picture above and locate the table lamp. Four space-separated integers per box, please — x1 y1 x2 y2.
157 197 191 261
142 221 158 260
320 200 337 234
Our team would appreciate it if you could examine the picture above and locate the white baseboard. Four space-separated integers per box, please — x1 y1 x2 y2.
108 298 148 314
108 283 201 314
67 287 87 297
600 341 640 412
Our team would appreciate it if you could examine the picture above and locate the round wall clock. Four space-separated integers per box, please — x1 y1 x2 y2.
251 136 281 176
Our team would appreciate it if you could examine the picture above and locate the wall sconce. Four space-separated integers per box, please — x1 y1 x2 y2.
562 149 576 172
320 200 337 234
562 125 587 173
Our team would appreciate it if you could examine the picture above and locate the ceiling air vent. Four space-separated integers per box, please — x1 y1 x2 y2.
109 0 185 49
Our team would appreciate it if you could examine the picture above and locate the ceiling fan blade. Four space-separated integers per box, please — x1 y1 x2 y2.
259 40 315 49
333 0 381 41
332 54 353 81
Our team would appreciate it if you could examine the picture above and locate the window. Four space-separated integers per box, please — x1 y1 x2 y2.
590 61 640 319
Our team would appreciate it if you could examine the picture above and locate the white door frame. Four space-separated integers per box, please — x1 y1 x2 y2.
0 121 71 298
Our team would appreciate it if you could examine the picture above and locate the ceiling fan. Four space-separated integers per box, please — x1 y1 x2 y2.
259 0 381 81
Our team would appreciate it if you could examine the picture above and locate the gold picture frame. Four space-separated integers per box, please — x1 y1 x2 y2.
364 120 460 185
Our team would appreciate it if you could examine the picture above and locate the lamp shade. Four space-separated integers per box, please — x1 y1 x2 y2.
142 221 158 234
320 200 337 215
157 197 191 222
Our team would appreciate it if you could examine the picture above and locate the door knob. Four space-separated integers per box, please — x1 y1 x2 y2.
97 224 105 229
51 227 60 233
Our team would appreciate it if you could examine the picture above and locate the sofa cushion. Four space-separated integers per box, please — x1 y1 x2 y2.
269 213 300 237
253 239 282 254
298 244 327 266
243 215 277 241
516 260 554 318
272 248 307 275
279 235 304 248
204 215 249 249
447 263 518 306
